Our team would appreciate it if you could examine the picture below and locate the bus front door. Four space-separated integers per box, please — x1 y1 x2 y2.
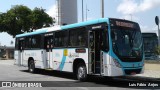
89 30 102 74
45 36 53 69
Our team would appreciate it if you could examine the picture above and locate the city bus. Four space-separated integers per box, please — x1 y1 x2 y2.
14 18 144 81
142 32 158 60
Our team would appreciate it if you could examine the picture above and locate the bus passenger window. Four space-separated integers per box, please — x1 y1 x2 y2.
69 28 87 47
55 31 68 47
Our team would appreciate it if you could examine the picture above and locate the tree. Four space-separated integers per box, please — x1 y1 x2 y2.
30 7 54 30
0 13 8 32
4 5 32 37
0 5 54 37
155 46 160 55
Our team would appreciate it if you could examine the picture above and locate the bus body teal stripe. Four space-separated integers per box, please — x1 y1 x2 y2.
61 18 109 30
57 55 67 71
57 50 67 71
16 29 47 37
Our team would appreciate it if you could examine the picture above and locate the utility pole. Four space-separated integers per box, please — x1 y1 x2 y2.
86 4 89 21
82 0 84 22
101 0 104 18
57 0 61 25
155 16 160 46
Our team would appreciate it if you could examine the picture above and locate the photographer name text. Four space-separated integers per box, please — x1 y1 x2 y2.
129 83 158 87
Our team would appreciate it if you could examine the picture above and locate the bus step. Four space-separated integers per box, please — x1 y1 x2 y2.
95 66 100 73
45 68 53 71
95 63 100 67
92 74 101 75
95 67 100 68
95 69 100 73
90 51 95 53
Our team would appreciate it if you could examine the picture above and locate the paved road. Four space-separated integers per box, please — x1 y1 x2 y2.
0 60 159 90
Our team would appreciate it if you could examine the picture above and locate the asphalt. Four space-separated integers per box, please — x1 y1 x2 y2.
0 59 160 89
1 59 160 78
135 63 160 79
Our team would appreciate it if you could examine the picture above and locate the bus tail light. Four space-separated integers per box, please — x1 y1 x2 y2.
112 58 121 68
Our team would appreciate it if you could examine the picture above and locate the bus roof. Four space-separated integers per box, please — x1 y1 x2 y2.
16 18 109 38
142 32 158 38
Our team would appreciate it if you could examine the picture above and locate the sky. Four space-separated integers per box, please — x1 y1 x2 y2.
0 0 160 46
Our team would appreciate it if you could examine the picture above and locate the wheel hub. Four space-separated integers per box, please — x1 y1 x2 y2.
78 67 85 78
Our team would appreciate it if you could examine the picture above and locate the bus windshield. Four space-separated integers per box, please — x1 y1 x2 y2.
111 27 143 60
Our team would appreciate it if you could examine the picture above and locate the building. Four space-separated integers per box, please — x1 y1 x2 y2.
0 46 14 60
142 32 158 60
57 0 77 25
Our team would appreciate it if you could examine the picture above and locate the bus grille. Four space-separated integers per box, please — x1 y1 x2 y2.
124 69 141 75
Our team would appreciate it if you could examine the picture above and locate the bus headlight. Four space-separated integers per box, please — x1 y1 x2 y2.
112 58 121 68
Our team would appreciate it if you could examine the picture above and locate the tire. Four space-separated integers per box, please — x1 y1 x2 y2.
76 63 87 81
104 76 113 81
28 60 35 73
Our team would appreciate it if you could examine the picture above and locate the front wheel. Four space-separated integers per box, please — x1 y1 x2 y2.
76 63 87 81
28 60 35 73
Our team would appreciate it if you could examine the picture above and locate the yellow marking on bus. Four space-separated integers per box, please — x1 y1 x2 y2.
64 49 68 56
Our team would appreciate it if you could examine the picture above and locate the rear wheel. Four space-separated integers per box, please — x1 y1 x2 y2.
28 60 35 73
76 63 87 81
104 76 113 81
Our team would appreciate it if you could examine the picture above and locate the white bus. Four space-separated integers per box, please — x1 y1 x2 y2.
14 18 144 81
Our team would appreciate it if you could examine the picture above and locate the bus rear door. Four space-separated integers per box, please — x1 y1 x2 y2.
18 38 25 66
44 35 53 69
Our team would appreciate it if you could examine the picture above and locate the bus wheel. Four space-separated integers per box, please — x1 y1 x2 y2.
28 60 35 73
76 63 87 81
104 76 113 81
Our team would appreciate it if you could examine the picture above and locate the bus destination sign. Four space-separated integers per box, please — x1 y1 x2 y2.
115 21 134 28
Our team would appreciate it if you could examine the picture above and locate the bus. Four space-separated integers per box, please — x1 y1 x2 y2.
14 18 144 81
142 32 158 60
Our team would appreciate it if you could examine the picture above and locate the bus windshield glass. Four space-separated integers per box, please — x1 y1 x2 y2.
110 19 143 61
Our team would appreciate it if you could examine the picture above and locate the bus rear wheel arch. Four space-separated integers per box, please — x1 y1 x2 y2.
76 63 87 81
28 58 36 73
73 59 87 81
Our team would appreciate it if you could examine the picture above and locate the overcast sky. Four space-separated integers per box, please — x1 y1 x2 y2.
0 0 160 46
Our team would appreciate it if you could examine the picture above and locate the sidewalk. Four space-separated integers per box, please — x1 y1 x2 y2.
0 59 14 65
136 63 160 78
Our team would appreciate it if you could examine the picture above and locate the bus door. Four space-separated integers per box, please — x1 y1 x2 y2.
44 36 53 69
18 39 25 66
89 30 102 74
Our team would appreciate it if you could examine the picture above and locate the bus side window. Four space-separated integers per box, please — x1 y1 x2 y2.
50 38 53 48
55 31 68 47
18 41 21 50
25 36 31 49
18 40 24 51
69 28 87 47
31 35 41 49
44 35 53 51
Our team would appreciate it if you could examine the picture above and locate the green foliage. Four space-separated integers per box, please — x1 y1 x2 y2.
154 46 160 55
4 5 32 37
0 13 8 32
0 5 54 37
30 7 54 30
